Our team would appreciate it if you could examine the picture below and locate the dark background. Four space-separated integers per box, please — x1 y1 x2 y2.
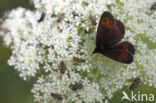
0 0 156 103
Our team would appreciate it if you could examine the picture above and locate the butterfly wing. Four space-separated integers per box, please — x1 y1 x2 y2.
102 41 135 64
96 11 125 47
96 11 115 46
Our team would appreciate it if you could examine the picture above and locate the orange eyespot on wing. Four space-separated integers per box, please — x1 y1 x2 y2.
101 17 113 29
118 52 128 62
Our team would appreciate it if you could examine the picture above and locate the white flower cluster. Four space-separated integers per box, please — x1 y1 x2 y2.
0 0 155 102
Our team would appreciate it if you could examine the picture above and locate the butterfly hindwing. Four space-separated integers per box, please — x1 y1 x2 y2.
102 41 135 64
108 41 135 55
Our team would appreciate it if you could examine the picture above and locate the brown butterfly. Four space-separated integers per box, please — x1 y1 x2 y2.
38 12 45 22
129 77 141 90
73 56 85 63
51 93 63 100
93 11 135 64
69 82 83 91
58 61 66 74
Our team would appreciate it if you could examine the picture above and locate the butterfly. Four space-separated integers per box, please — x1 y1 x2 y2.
93 11 135 64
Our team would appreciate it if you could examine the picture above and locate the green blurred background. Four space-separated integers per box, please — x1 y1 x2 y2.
0 0 156 103
0 0 34 103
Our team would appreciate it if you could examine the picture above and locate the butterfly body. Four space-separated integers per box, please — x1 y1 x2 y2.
93 40 119 53
93 11 135 64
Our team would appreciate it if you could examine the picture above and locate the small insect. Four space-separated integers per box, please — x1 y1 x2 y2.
89 14 97 25
69 82 83 91
73 56 85 63
0 12 8 24
93 11 135 64
38 12 45 22
58 61 66 74
57 13 65 23
150 3 156 11
0 27 10 34
129 77 141 90
51 93 63 100
1 12 9 21
9 41 14 50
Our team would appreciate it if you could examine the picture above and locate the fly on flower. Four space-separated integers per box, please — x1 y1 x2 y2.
57 13 65 23
1 12 9 22
58 61 66 74
129 77 141 90
150 2 156 11
89 14 97 25
9 41 14 50
69 82 83 91
51 93 63 100
93 11 135 64
38 12 45 22
73 56 85 63
0 27 10 34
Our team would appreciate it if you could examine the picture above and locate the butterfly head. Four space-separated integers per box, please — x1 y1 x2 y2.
93 46 102 54
92 47 99 54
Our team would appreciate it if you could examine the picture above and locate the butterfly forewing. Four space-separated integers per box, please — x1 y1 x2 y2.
109 41 135 55
102 42 135 64
96 11 115 46
102 20 125 46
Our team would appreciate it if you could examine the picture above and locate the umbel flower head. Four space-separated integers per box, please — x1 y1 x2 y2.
0 0 156 103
